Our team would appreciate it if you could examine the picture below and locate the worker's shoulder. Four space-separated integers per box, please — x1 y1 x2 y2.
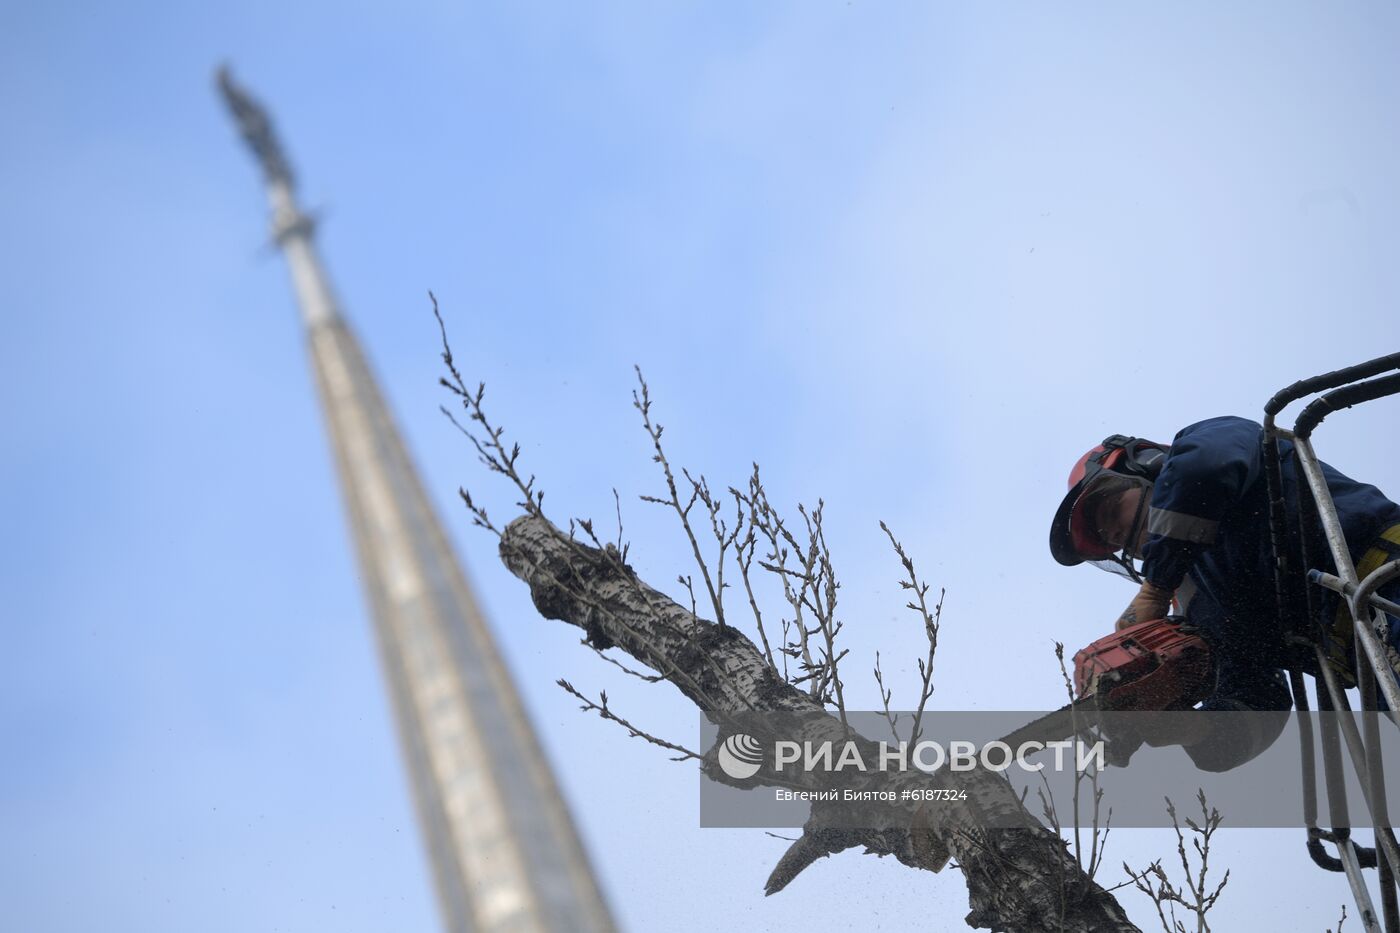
1172 415 1263 445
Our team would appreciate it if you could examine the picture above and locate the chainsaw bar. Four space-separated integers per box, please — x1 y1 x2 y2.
997 695 1109 750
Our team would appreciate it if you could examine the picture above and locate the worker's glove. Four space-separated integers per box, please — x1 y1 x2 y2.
1115 580 1174 631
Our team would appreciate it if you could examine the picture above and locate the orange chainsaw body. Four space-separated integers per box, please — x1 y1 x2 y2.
1073 617 1213 711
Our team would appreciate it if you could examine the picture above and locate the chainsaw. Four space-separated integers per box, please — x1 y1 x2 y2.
909 618 1214 874
997 616 1214 751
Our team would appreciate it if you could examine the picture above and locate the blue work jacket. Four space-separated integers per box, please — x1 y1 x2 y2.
1138 416 1400 768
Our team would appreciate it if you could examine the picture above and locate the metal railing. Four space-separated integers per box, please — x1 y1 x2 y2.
1264 352 1400 933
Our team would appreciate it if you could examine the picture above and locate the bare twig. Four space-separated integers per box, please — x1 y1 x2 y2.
731 478 779 672
1124 860 1181 933
685 466 743 629
612 487 629 564
872 651 903 743
1123 790 1229 933
743 467 850 718
879 522 943 747
733 465 799 678
436 311 750 716
433 292 544 522
799 502 848 726
557 679 703 761
587 642 665 683
634 368 728 628
747 472 818 685
678 573 698 618
1053 642 1111 882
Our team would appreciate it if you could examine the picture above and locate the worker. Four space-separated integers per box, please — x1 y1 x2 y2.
1049 415 1400 770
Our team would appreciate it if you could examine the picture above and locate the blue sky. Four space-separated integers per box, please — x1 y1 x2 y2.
4 3 1399 931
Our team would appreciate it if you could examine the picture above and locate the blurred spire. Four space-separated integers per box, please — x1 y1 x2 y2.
216 65 295 189
216 67 618 933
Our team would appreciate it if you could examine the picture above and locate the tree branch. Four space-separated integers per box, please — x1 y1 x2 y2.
498 512 1140 932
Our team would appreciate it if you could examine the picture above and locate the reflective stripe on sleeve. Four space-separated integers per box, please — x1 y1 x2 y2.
1146 507 1220 544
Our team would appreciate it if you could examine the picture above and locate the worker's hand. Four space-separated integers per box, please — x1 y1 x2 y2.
1115 580 1174 631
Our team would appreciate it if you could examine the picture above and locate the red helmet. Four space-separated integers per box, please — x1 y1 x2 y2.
1049 435 1168 566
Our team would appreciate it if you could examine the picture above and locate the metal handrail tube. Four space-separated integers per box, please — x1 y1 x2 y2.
1295 432 1336 648
1383 853 1400 933
1292 437 1361 580
1263 421 1307 649
1292 439 1400 715
1310 570 1400 619
1353 658 1399 933
1353 618 1400 728
1314 646 1400 883
1295 372 1400 440
1290 670 1320 830
1359 653 1400 932
1317 678 1356 830
1352 560 1400 738
1264 352 1400 418
1352 561 1400 634
1357 643 1394 834
1340 837 1385 933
